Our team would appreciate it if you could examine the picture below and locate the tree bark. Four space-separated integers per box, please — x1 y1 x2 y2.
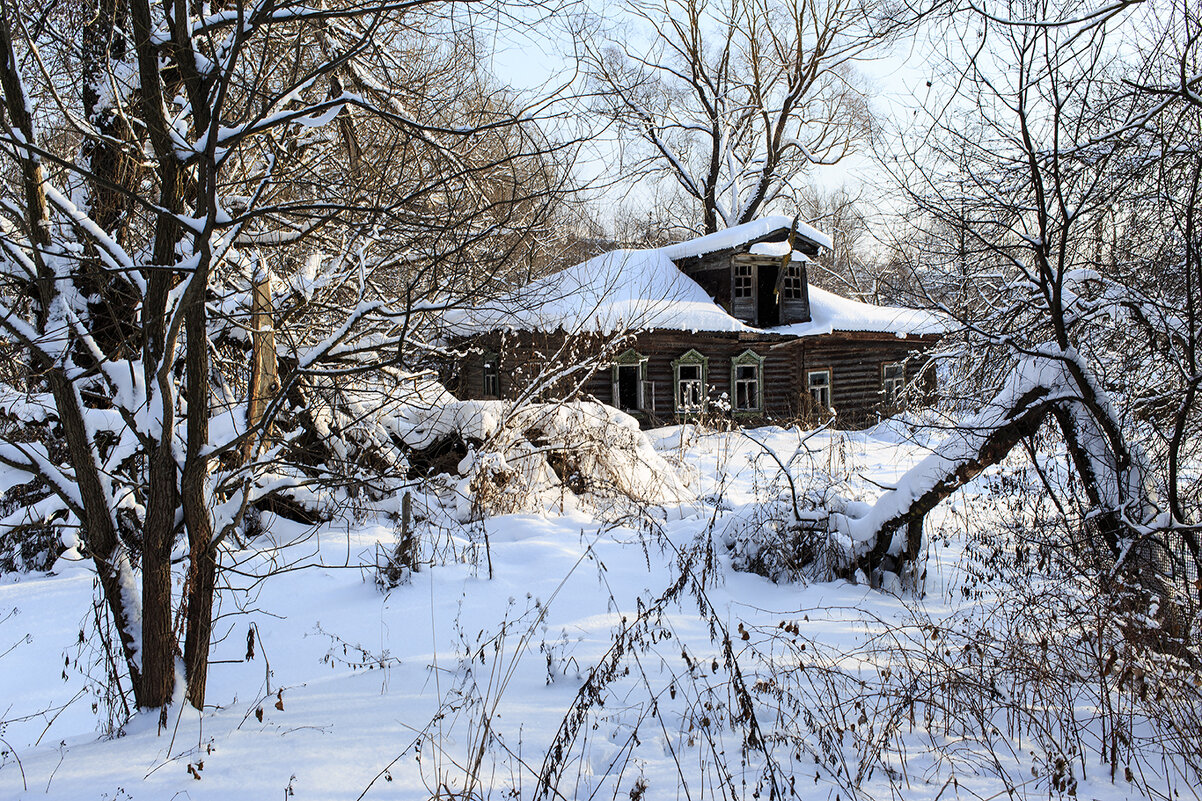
244 272 279 462
0 4 149 704
80 0 141 360
182 286 215 709
130 0 195 711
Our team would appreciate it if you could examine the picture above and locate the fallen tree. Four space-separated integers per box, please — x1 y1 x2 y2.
832 352 1195 661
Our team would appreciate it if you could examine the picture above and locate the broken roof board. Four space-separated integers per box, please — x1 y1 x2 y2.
660 215 833 260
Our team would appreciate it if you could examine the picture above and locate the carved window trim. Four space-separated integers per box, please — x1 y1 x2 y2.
673 349 709 413
730 349 764 414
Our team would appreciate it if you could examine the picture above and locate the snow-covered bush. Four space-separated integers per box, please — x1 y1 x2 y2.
425 400 690 520
748 510 1202 800
724 504 849 583
718 425 861 584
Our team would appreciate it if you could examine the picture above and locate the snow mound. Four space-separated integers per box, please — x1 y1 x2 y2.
445 400 691 519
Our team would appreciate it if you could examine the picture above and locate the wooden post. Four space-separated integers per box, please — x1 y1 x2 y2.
244 267 278 462
397 490 417 571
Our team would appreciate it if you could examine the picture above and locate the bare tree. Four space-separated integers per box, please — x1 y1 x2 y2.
844 0 1200 654
797 186 876 297
0 0 579 715
584 0 901 235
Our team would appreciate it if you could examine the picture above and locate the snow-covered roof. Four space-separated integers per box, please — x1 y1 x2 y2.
660 215 832 259
444 249 750 336
774 285 945 338
444 222 942 339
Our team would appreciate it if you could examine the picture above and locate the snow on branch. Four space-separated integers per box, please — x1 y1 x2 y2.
834 357 1081 559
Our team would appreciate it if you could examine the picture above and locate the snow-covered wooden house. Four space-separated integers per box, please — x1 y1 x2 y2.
445 217 943 427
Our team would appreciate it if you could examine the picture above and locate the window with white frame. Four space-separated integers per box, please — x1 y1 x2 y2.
673 350 708 413
807 368 831 410
883 362 905 406
733 263 753 298
482 351 500 397
731 350 764 413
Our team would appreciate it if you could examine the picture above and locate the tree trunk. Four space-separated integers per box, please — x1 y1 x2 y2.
182 302 215 708
182 134 216 707
80 0 140 360
182 293 215 709
850 384 1054 579
0 11 149 704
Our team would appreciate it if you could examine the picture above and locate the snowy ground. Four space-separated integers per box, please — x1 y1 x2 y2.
0 423 1193 800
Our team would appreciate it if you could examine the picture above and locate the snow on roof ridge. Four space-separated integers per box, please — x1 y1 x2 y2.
660 215 833 260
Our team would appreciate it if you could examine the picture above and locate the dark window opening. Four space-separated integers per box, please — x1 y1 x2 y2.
757 263 780 327
617 363 640 410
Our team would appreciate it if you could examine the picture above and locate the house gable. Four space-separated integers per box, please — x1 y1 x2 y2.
664 218 821 328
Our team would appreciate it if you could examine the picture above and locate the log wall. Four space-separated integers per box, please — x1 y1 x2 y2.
452 328 939 429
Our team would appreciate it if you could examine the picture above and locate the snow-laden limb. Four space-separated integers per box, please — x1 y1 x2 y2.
833 357 1080 569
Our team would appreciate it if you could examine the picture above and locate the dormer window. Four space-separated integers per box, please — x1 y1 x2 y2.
782 261 805 300
733 263 753 298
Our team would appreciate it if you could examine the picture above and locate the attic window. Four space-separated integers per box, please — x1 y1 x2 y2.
782 261 804 299
733 263 753 298
673 349 708 413
482 351 500 397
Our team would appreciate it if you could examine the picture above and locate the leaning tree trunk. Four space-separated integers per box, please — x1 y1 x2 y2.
839 381 1055 582
839 356 1194 663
